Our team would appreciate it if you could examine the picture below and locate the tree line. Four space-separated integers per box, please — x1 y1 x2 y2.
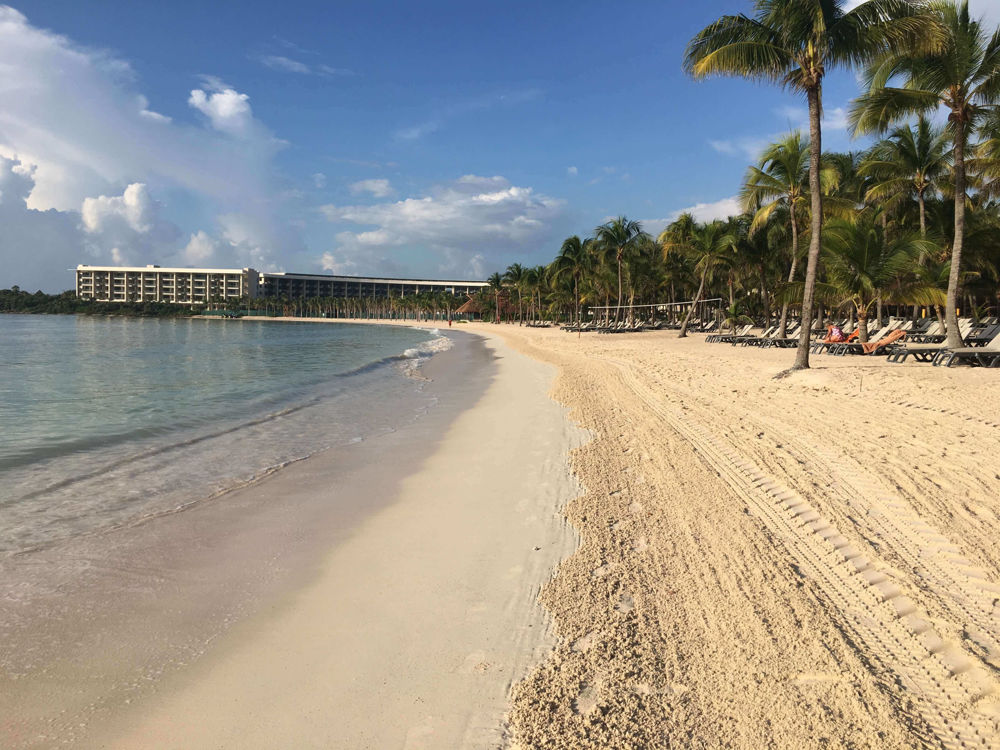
473 0 1000 370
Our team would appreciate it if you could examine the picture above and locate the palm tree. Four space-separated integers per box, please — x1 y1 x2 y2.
861 116 951 319
665 220 736 338
861 116 951 238
686 0 938 369
741 132 813 337
595 216 648 324
550 235 591 329
487 272 503 323
851 1 998 348
503 263 526 324
804 211 943 342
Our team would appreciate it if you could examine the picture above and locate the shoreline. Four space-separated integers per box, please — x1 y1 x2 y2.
92 326 584 749
8 317 1000 747
1 323 586 749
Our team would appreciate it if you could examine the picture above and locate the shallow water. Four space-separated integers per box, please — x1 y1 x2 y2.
0 315 442 554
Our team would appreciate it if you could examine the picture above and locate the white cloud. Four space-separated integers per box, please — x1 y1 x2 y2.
0 7 303 289
0 8 281 214
320 174 563 277
181 230 217 264
260 55 310 74
0 156 79 291
349 178 393 198
567 166 578 176
188 83 253 135
258 54 355 78
312 172 327 188
668 195 743 224
776 105 849 133
81 183 154 234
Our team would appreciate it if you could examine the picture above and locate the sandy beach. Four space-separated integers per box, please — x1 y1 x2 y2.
475 323 1000 749
7 319 1000 749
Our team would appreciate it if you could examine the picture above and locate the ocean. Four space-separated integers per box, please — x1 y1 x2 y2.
0 314 448 555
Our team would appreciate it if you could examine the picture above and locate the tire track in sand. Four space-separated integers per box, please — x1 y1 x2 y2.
606 357 1000 750
640 367 1000 685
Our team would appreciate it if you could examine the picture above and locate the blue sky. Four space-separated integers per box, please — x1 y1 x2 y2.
4 0 999 291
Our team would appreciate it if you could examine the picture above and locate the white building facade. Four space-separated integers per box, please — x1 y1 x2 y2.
75 265 258 305
75 265 488 304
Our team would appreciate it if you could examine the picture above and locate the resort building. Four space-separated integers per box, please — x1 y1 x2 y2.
259 272 488 299
75 266 488 304
76 265 259 305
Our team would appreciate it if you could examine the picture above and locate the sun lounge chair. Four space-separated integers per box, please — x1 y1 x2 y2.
708 323 753 343
811 325 860 353
934 327 1000 367
855 328 907 355
758 323 804 348
736 324 785 347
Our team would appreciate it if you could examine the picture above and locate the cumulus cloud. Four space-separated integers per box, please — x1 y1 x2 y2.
0 156 79 291
320 174 563 278
567 166 578 176
0 7 302 288
349 178 393 198
0 8 280 214
181 230 218 264
82 183 154 234
188 81 254 135
669 196 743 224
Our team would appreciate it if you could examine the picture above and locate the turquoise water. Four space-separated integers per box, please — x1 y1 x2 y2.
0 315 442 554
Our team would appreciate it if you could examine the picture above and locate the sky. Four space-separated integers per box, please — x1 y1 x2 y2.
3 1 1000 292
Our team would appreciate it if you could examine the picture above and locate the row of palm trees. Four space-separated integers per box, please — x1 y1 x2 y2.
680 0 1000 368
473 123 997 346
467 1 999 370
219 291 461 321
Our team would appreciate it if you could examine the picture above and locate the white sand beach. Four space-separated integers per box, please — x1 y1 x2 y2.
84 329 583 749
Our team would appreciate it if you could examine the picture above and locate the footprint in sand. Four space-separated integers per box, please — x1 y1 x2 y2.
459 651 494 674
571 630 597 652
591 564 612 578
572 683 599 716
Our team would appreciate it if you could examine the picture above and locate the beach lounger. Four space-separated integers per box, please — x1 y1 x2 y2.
811 326 860 353
935 328 1000 367
708 323 753 343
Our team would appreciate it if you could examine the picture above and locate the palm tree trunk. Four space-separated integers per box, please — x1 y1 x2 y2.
793 85 824 370
857 306 869 343
760 264 770 325
778 210 799 338
913 189 928 320
616 253 623 324
679 269 706 338
575 276 581 339
946 119 966 348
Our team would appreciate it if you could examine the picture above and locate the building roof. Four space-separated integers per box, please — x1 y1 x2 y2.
77 265 254 274
262 271 487 286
